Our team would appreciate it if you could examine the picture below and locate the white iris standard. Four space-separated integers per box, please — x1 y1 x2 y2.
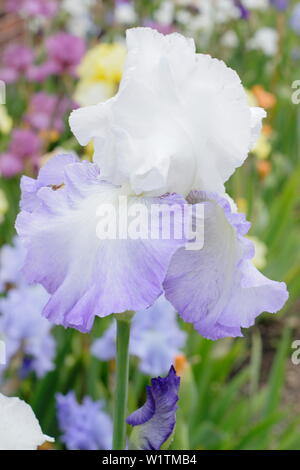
70 28 265 198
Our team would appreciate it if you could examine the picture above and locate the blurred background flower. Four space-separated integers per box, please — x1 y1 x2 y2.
56 392 112 450
92 296 186 376
74 42 126 106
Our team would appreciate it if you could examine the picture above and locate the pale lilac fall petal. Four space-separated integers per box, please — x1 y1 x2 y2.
16 159 186 332
164 191 288 340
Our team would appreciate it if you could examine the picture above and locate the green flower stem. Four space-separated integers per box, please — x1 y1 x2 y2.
112 312 133 450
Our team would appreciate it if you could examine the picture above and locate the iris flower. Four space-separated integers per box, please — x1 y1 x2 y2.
16 28 288 340
127 366 180 450
0 238 55 377
56 392 112 450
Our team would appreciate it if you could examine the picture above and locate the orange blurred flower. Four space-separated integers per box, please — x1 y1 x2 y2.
174 354 188 377
252 85 276 109
262 124 273 137
256 160 272 179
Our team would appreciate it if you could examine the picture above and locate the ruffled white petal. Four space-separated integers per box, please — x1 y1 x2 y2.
0 393 53 450
70 27 264 197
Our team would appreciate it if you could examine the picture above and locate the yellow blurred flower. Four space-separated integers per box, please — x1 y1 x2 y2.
248 236 267 269
0 189 8 223
74 43 127 106
39 129 60 144
246 89 257 107
252 133 271 160
74 81 115 107
78 43 127 83
0 105 13 134
236 197 248 214
247 88 272 160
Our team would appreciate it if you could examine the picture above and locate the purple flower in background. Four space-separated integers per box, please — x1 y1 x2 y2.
0 237 55 377
143 21 176 35
26 34 85 81
25 92 75 133
0 153 24 178
0 284 55 378
26 61 58 83
0 129 41 178
9 129 41 159
0 237 26 291
5 0 58 18
234 1 250 20
92 296 186 376
127 366 180 450
56 392 112 450
0 44 33 84
2 44 34 71
290 4 300 34
45 33 86 76
270 0 289 10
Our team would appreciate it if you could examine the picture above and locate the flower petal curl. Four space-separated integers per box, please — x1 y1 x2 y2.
163 191 288 340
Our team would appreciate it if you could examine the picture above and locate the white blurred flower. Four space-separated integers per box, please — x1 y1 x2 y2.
243 0 268 9
248 28 279 56
221 30 239 48
196 0 239 26
62 0 95 15
62 0 96 37
115 1 137 25
154 0 175 25
0 393 54 450
176 0 240 34
0 105 13 134
70 28 265 197
175 9 192 25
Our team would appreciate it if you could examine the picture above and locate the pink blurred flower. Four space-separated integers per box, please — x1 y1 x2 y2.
0 44 34 83
26 61 59 83
45 33 86 75
143 21 176 35
9 129 41 159
0 153 24 178
0 68 18 84
25 92 76 133
6 0 58 18
26 33 86 82
0 129 42 178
